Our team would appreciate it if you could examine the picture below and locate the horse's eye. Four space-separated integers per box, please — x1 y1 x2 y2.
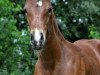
48 8 52 14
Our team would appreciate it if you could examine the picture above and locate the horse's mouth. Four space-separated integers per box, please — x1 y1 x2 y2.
34 46 42 50
31 43 44 50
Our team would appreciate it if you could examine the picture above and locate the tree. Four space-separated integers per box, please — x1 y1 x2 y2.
0 0 35 75
52 0 100 41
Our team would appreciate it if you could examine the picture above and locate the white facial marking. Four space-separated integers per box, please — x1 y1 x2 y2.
34 28 41 43
37 1 42 7
32 28 46 46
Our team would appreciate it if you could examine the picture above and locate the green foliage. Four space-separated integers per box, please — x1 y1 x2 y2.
53 0 100 42
0 0 35 75
89 25 100 39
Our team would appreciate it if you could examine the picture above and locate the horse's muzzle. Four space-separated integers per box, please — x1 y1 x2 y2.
30 32 45 50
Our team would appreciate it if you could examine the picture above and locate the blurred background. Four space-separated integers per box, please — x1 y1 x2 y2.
0 0 100 75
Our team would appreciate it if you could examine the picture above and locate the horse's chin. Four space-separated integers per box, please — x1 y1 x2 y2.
34 46 42 50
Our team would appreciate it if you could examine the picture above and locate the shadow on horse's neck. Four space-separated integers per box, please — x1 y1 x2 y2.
46 13 65 46
40 13 67 64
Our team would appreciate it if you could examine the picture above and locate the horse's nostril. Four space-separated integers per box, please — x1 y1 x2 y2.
31 34 34 41
40 33 44 41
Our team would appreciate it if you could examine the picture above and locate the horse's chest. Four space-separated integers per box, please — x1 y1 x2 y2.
53 64 75 75
37 68 74 75
35 63 75 75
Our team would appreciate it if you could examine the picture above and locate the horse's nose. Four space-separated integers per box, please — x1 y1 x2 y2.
30 31 45 49
31 33 44 45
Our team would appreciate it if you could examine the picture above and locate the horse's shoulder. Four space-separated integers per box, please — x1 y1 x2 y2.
74 39 100 63
74 39 100 51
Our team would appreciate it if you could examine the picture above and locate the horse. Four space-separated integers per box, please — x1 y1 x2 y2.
24 0 100 75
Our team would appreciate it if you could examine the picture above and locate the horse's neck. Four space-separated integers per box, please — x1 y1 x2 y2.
46 13 65 42
40 14 66 63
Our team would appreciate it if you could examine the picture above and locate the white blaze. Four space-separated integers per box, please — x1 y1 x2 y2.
32 28 46 46
34 28 41 45
37 1 42 7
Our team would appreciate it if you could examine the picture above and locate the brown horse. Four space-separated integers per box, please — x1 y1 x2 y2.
24 0 100 75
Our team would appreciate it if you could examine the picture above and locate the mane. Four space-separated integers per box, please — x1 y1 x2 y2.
47 11 65 41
